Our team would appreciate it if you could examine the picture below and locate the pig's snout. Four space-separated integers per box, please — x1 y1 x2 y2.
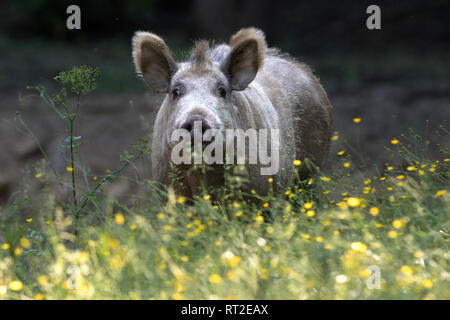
180 115 211 140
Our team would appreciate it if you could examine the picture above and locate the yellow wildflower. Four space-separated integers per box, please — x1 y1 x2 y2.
260 268 269 280
156 213 165 220
337 201 348 210
347 197 361 207
422 279 433 288
187 231 196 238
34 293 44 300
37 276 48 286
304 202 314 209
115 213 125 225
392 219 406 229
20 238 31 249
172 293 183 300
351 242 367 252
9 281 23 291
387 230 398 238
229 256 241 267
369 207 379 216
400 265 413 276
209 274 222 284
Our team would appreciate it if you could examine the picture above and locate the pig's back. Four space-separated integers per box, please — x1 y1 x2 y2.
255 51 333 169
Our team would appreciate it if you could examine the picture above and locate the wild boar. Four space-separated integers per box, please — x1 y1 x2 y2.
132 27 333 198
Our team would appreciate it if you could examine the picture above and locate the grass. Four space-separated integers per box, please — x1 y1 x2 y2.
0 68 449 300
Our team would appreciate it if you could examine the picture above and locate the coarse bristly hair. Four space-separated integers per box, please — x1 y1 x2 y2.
189 40 213 70
187 27 268 71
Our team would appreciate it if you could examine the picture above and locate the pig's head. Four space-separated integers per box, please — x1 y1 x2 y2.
132 29 266 144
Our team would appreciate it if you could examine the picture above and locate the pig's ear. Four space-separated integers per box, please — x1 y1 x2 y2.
222 28 266 91
132 31 178 93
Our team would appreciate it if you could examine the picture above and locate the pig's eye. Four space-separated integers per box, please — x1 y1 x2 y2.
217 86 227 99
172 88 182 99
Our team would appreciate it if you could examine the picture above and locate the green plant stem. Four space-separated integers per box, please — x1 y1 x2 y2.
72 96 80 238
70 119 77 209
73 150 145 241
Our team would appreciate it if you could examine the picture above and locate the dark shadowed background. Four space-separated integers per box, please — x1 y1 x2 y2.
0 0 449 202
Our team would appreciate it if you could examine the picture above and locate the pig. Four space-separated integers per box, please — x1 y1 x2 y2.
132 27 333 198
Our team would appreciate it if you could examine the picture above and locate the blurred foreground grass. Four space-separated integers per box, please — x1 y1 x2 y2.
0 126 448 300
